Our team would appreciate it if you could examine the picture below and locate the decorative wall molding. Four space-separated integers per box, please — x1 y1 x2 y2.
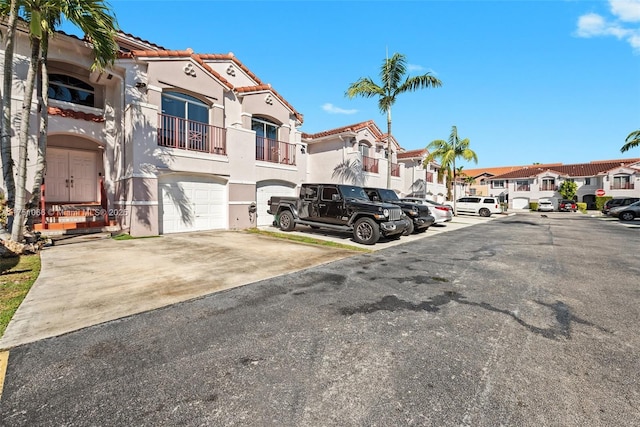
184 63 197 77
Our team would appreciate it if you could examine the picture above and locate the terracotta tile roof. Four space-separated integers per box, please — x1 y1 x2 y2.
302 120 383 140
120 50 303 123
461 164 562 179
233 84 303 124
198 53 264 86
397 148 428 159
490 159 640 180
48 106 104 123
116 31 166 51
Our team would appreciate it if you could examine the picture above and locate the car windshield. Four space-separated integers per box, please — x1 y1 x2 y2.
339 185 369 201
377 189 399 201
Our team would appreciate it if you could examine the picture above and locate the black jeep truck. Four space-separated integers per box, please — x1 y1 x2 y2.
363 187 435 235
267 183 410 245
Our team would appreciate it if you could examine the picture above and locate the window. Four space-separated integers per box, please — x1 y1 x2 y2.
302 185 318 200
359 143 370 158
48 74 95 107
541 178 555 191
469 188 477 195
483 198 496 204
492 180 505 189
516 180 530 191
160 92 209 151
322 187 339 201
612 175 632 190
585 178 591 185
252 117 279 162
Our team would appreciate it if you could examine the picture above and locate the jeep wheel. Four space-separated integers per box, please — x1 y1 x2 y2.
279 210 295 231
402 220 414 236
479 208 491 217
620 211 635 221
353 217 380 245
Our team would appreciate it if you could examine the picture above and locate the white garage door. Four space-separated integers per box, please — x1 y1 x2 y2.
512 197 529 210
256 181 297 227
160 175 227 234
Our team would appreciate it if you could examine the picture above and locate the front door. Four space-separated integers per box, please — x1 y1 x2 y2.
46 148 97 202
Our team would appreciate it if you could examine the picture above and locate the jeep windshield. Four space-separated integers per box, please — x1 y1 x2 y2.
377 189 400 201
339 185 370 201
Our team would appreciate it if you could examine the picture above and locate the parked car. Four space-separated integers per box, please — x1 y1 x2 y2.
609 200 640 221
558 199 577 212
454 196 502 217
363 187 434 235
538 199 554 212
602 197 640 216
401 197 453 224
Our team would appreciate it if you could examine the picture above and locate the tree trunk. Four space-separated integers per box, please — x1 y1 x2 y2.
30 35 49 210
386 109 392 189
2 0 19 228
11 39 41 242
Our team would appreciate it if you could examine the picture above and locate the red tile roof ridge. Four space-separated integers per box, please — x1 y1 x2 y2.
198 53 265 85
302 120 383 140
397 148 428 159
48 106 105 123
233 84 303 123
117 31 166 50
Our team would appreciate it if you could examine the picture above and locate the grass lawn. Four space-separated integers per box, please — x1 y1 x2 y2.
246 228 371 253
0 254 41 337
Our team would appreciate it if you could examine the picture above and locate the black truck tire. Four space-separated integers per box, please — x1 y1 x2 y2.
353 217 380 245
279 210 295 231
402 220 414 236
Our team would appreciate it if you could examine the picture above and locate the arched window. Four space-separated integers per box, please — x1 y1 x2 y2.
48 74 95 107
358 143 370 158
159 92 210 151
252 117 279 162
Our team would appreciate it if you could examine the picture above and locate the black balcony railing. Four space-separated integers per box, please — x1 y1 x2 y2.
256 136 296 165
158 113 226 155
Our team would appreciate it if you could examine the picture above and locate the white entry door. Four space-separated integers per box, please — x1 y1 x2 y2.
46 148 97 202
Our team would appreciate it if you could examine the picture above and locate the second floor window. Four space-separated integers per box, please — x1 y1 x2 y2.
541 178 555 191
612 175 632 189
492 180 505 189
359 143 370 158
252 117 278 141
585 178 591 185
48 74 95 107
516 180 530 191
162 92 208 123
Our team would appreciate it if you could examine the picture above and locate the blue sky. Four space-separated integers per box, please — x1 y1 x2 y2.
62 0 640 169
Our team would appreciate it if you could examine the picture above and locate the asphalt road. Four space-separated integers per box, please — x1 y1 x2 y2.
1 212 639 426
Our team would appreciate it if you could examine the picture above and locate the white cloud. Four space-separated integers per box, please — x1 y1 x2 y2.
322 103 357 115
610 0 640 22
576 1 640 53
407 63 425 72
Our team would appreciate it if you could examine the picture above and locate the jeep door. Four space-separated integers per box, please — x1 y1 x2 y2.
299 185 319 220
319 185 347 225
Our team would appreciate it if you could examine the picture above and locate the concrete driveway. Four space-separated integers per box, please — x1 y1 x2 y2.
0 231 360 349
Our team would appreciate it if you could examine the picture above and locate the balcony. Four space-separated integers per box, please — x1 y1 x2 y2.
540 185 558 191
516 185 530 191
256 136 296 165
391 163 400 177
362 155 379 173
611 183 634 190
158 113 226 155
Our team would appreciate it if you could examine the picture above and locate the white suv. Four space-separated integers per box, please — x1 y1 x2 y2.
454 196 502 217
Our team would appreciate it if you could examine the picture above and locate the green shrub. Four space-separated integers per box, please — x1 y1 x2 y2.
529 202 539 211
595 196 611 212
576 202 587 213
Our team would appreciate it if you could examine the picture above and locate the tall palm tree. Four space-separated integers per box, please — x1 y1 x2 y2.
621 129 640 153
346 53 442 189
1 0 20 219
9 0 119 241
424 126 478 209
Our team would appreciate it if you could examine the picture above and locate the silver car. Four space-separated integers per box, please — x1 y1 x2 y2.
401 198 453 224
609 200 640 221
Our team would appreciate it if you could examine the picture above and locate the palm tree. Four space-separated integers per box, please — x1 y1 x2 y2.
424 126 478 209
621 129 640 153
346 53 442 189
9 0 119 241
1 0 20 222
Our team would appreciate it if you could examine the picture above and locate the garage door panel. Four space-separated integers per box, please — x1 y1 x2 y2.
160 176 227 234
256 182 297 227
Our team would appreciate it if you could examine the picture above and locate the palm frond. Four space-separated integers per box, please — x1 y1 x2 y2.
621 129 640 153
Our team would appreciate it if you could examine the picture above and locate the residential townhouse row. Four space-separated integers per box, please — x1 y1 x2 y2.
0 24 447 237
459 159 640 210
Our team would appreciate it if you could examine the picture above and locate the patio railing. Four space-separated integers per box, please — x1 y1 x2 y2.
256 136 296 165
362 155 379 173
158 113 226 155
